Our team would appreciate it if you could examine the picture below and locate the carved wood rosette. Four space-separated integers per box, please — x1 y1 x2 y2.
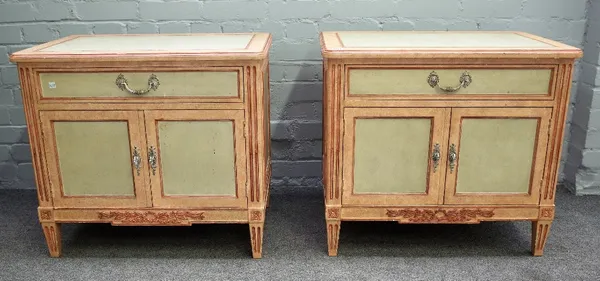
327 208 340 219
97 211 205 226
386 208 495 224
249 210 263 222
539 207 555 219
38 208 54 222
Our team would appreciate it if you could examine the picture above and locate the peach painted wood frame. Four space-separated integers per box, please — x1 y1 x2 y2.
10 33 272 259
320 31 582 257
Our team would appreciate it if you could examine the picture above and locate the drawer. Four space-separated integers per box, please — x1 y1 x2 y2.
347 68 553 97
39 69 242 102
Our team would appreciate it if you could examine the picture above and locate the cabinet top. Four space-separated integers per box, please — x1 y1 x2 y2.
320 31 582 59
10 33 272 63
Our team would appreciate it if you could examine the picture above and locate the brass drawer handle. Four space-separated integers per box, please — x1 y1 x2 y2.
427 71 472 93
448 144 457 173
132 146 141 176
115 73 160 95
432 143 441 173
148 146 157 175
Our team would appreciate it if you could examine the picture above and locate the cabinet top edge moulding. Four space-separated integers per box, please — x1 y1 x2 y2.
320 31 582 59
10 33 272 63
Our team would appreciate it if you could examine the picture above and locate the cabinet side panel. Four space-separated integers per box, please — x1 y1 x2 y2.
542 63 573 203
324 61 343 205
262 63 271 202
19 67 52 205
245 64 264 205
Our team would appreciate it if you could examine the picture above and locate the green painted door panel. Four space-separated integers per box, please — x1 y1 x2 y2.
54 121 135 196
455 118 538 194
343 108 450 206
354 118 432 194
158 121 237 196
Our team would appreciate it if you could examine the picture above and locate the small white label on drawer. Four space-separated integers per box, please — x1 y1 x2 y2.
48 82 56 89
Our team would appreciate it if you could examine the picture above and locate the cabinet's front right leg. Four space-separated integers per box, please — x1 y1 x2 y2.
532 220 552 256
327 220 341 256
41 222 62 257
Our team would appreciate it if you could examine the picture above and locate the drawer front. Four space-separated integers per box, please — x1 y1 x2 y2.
348 68 552 97
40 70 241 101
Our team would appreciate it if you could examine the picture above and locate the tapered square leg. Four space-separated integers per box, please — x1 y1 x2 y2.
41 222 62 257
532 220 552 256
327 220 341 256
249 222 264 258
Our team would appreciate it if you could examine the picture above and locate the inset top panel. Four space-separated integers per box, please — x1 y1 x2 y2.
338 32 552 49
320 31 581 59
43 34 254 52
10 33 271 63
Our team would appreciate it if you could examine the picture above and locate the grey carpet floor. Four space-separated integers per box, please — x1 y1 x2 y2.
0 186 599 281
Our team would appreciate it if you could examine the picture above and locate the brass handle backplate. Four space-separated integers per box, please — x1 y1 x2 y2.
432 143 441 173
148 146 157 175
115 73 160 95
427 71 472 93
448 144 457 173
132 146 141 176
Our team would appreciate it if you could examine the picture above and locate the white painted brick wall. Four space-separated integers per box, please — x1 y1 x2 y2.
0 0 589 190
140 2 202 21
563 0 600 195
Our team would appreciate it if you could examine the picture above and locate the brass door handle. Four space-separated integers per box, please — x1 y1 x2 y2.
115 73 160 95
432 143 441 173
448 144 457 173
132 146 141 176
148 146 157 175
427 71 472 93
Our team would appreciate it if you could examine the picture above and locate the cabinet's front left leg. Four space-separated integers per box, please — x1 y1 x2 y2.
41 222 62 257
327 220 341 256
249 222 264 258
532 220 552 256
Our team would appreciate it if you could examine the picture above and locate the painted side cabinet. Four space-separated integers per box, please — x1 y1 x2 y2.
320 31 582 256
10 33 272 258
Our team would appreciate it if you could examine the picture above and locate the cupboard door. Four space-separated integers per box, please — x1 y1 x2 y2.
444 108 551 205
342 108 450 206
144 110 247 208
40 111 150 208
